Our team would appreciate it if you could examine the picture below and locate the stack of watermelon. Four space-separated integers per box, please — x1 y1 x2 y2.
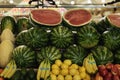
1 8 120 80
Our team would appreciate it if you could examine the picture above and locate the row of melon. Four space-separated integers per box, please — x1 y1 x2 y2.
0 8 120 68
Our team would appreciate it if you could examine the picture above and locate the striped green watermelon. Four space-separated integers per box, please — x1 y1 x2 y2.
15 28 48 49
16 17 31 34
77 25 100 48
114 49 120 64
12 45 35 68
63 45 87 65
91 46 113 65
50 26 73 48
1 16 16 33
37 46 61 64
102 29 120 51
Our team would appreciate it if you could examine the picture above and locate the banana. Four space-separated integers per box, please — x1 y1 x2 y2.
37 60 45 80
4 60 14 78
91 56 98 73
7 60 17 78
44 60 51 80
0 60 13 77
83 54 97 74
40 60 47 79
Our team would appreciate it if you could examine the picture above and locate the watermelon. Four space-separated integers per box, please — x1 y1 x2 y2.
50 26 73 48
114 50 120 64
30 9 62 28
16 17 31 34
63 45 87 65
91 46 113 65
106 14 120 28
77 25 100 48
15 28 48 49
37 46 61 64
12 45 35 68
1 16 16 33
63 9 92 29
95 18 111 34
102 29 120 51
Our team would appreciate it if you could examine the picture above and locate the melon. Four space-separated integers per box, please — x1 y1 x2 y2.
30 9 62 28
106 14 120 28
63 9 92 28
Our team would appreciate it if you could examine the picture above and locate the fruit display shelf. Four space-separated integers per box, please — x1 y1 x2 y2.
0 7 120 80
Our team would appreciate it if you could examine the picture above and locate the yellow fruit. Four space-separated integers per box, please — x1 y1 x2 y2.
84 73 91 80
57 74 64 80
65 75 72 80
63 59 72 66
69 64 79 69
60 69 69 76
52 64 59 69
55 59 62 66
61 63 69 69
79 66 86 73
69 68 77 76
79 72 86 79
73 74 81 80
52 69 60 75
76 70 80 75
50 74 57 80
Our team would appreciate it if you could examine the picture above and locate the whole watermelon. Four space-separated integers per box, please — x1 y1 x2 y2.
102 29 120 51
91 46 113 65
114 50 120 64
37 46 61 64
15 28 48 49
16 17 31 34
77 25 100 48
12 45 35 68
63 45 87 65
1 16 16 33
50 26 73 48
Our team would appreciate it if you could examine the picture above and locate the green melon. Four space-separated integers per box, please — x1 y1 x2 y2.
29 9 62 28
12 45 35 68
15 28 48 49
37 46 61 64
77 25 100 48
16 17 31 34
91 46 113 65
114 50 120 64
63 45 87 65
102 29 120 51
1 16 16 33
62 9 92 29
50 26 73 48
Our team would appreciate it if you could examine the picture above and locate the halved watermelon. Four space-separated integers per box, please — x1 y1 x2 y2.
106 14 120 28
63 9 92 28
30 9 62 28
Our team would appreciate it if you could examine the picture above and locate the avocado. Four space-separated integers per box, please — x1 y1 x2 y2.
10 70 21 80
27 69 36 79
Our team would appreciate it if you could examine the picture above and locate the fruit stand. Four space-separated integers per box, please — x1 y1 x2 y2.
0 0 120 80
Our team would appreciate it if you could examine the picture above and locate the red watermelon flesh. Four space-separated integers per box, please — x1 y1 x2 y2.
64 9 92 26
107 14 120 28
30 9 62 26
